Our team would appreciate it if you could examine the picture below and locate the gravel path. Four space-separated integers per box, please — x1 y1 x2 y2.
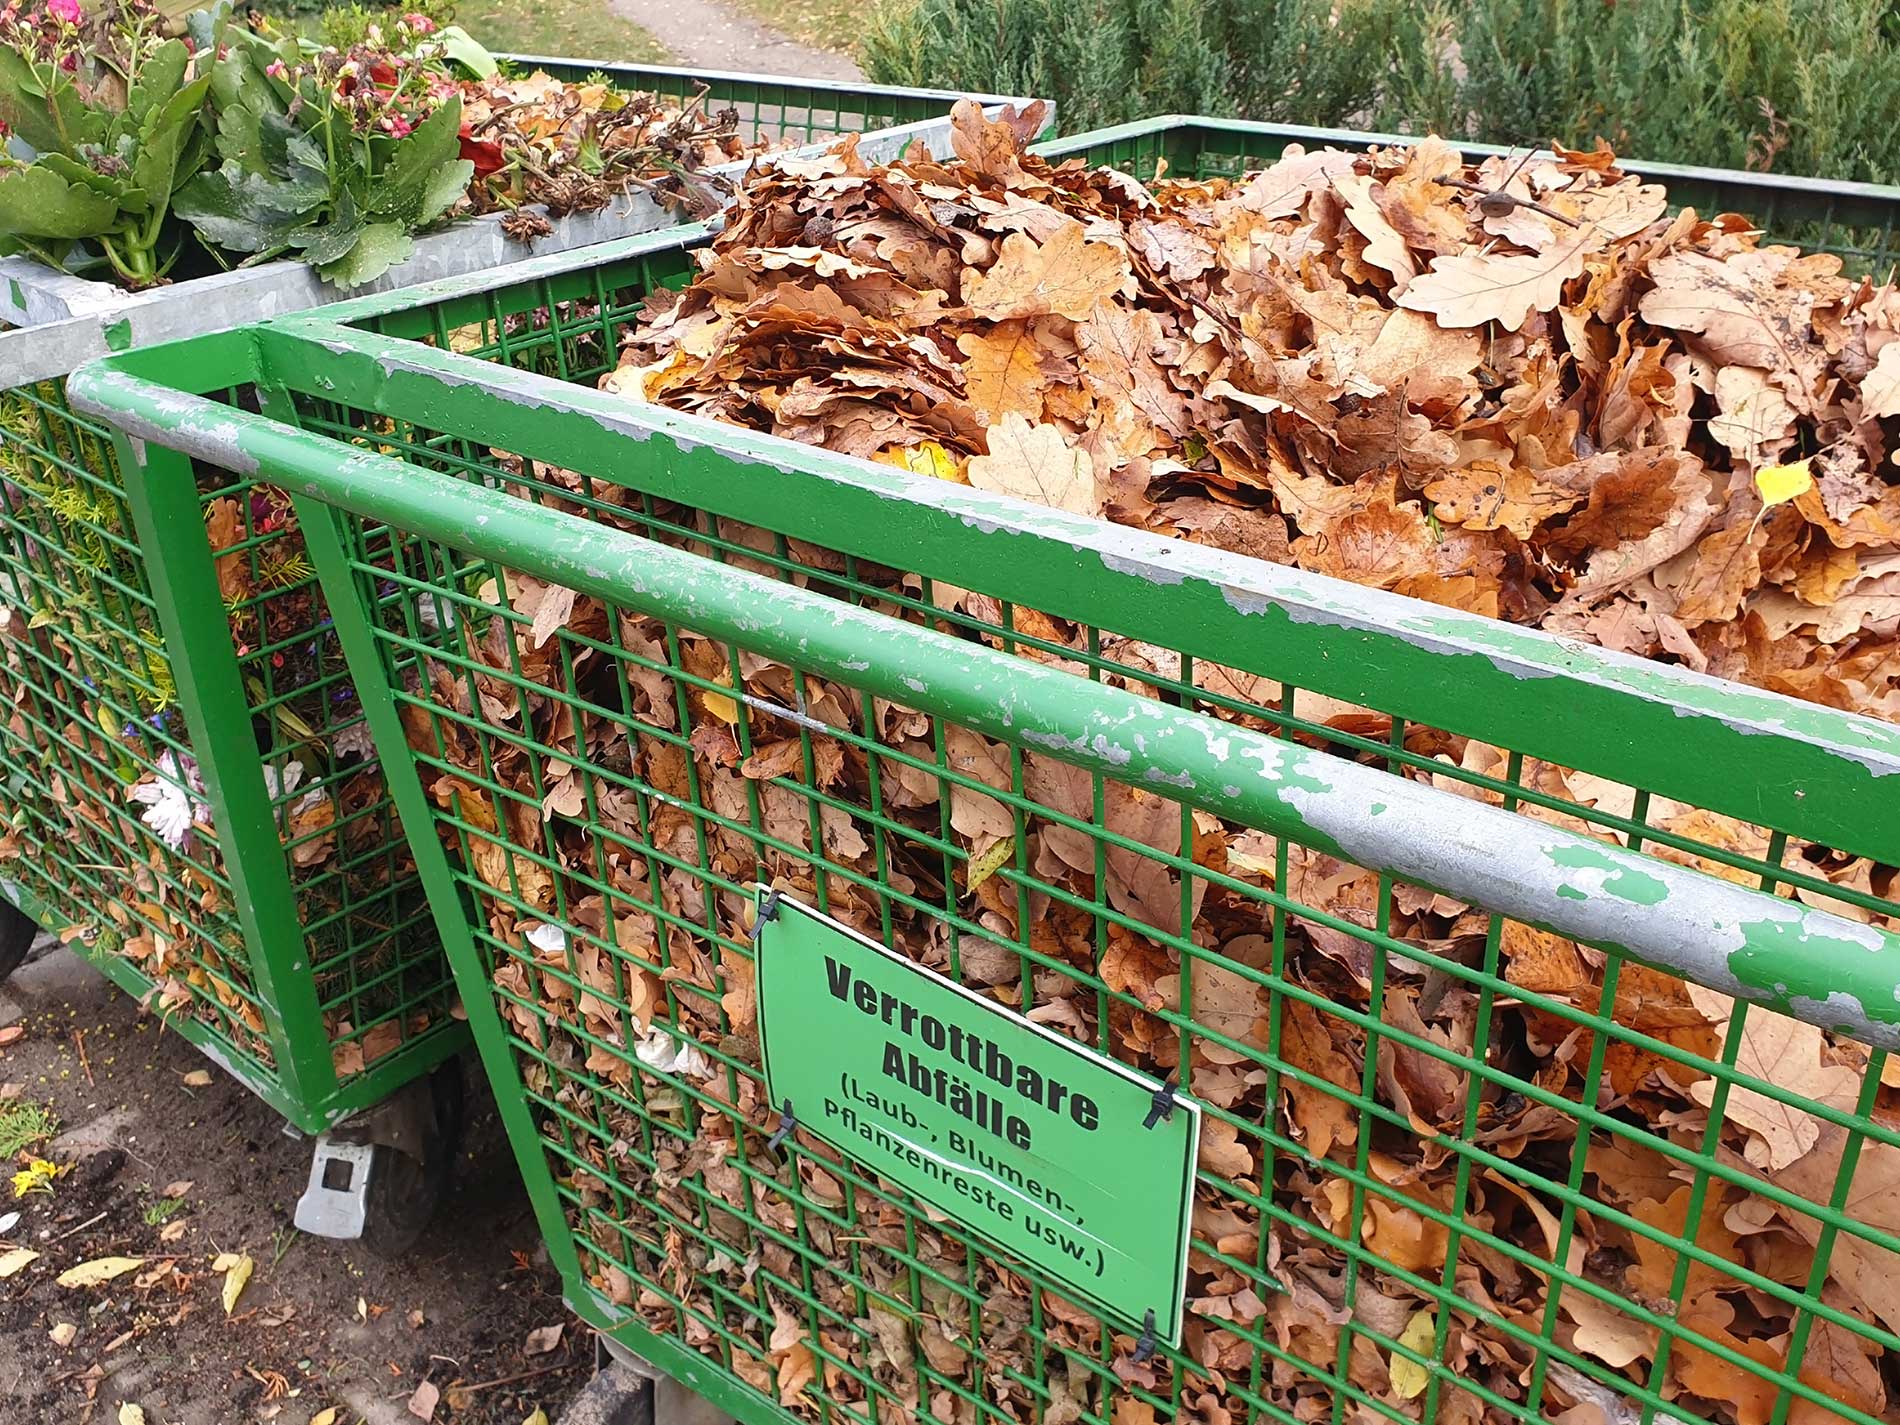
608 0 863 81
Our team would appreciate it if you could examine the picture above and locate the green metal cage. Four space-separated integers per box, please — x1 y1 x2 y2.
1050 117 1900 275
62 104 1900 1421
0 72 1034 1133
70 295 1900 1425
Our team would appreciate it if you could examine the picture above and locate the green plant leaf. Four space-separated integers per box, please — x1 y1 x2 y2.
436 26 498 79
174 162 325 252
367 95 462 222
0 163 119 240
257 111 327 189
296 186 364 266
127 38 190 126
133 71 215 206
209 27 296 149
36 151 144 213
415 158 473 228
315 220 412 288
0 48 108 155
185 1 231 57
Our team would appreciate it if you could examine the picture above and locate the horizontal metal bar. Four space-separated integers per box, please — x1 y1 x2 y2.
1 99 1041 387
1040 115 1900 221
69 361 1900 1049
493 51 1037 109
242 319 1900 868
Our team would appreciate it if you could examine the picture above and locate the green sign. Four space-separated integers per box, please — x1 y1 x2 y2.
754 890 1200 1346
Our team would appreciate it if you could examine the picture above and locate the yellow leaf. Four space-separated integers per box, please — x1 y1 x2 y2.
0 1246 38 1277
1390 1307 1437 1401
311 1409 340 1425
118 1405 147 1425
963 836 1016 895
57 1255 145 1288
221 1252 254 1315
182 1069 213 1088
522 1412 550 1425
702 669 739 726
872 442 966 483
1754 457 1814 508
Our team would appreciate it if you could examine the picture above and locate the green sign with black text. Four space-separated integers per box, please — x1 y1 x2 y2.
755 891 1200 1346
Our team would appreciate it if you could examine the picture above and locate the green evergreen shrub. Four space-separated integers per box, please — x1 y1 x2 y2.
865 0 1900 184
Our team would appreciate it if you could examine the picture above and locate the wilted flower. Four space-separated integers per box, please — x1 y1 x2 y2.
264 58 287 80
128 750 209 852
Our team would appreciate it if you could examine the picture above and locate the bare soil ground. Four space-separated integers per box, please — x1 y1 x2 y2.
0 946 591 1424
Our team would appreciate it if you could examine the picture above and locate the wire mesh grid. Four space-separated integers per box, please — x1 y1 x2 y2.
264 368 1900 1425
189 453 452 1075
0 375 455 1104
0 380 266 1045
513 62 953 149
0 75 1039 1122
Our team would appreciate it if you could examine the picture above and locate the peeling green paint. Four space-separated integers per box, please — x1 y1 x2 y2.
1546 844 1670 905
1728 917 1900 1029
67 300 1900 1054
261 315 1900 867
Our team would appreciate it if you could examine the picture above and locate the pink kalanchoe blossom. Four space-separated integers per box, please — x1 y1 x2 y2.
379 113 413 138
401 11 435 32
264 58 287 79
43 0 79 23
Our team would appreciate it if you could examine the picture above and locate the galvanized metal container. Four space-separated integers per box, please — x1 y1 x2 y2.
0 63 1039 1148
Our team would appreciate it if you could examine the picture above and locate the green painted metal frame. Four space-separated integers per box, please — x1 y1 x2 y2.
248 311 1900 871
124 348 467 1128
67 333 1900 1425
0 370 462 1133
66 352 1900 1043
0 71 1051 1133
56 113 1900 1420
1037 116 1900 271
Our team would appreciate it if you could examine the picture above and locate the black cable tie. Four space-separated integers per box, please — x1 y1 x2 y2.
1132 1309 1158 1363
1143 1076 1178 1130
766 1098 796 1151
753 889 783 939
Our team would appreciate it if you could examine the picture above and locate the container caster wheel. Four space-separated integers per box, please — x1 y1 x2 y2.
0 897 39 984
294 1058 465 1256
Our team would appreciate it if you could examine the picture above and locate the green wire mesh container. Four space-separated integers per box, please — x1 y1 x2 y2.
1054 117 1900 275
69 226 1900 1425
0 77 1036 1135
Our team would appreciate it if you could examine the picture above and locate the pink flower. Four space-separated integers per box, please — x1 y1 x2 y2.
379 113 413 138
401 11 435 33
264 58 287 79
43 0 79 23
